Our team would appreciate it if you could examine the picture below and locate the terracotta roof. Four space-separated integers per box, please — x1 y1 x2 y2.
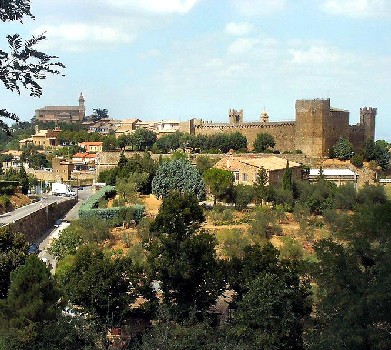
73 153 97 158
79 142 103 146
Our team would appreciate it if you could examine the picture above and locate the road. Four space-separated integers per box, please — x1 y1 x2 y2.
0 194 70 225
35 186 93 272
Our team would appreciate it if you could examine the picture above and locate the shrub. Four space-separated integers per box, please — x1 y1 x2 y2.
351 154 364 168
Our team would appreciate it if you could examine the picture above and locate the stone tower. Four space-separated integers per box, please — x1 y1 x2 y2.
295 99 331 157
78 92 86 121
360 107 376 142
229 109 243 124
260 108 269 123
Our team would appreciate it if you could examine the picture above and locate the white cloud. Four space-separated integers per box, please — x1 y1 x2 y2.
231 0 286 16
101 0 199 14
33 24 134 52
289 45 347 65
321 0 391 18
228 38 260 55
225 22 253 36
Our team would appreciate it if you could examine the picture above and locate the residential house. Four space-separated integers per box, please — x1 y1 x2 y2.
79 141 103 153
72 152 97 171
213 155 302 186
19 126 61 149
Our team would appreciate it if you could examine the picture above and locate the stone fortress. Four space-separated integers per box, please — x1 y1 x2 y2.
187 98 376 158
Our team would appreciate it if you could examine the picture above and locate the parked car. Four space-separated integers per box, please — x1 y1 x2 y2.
28 243 40 255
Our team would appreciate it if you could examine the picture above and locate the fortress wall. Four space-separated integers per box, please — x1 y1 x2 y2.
349 125 365 150
295 99 330 157
324 110 350 154
194 122 296 152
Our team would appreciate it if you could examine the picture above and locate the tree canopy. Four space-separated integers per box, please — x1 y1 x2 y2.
253 132 276 152
0 0 65 131
152 159 205 200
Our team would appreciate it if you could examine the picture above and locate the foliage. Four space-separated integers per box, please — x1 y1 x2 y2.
332 136 353 160
248 207 281 241
20 143 49 169
152 159 205 200
207 205 235 225
0 180 18 195
356 184 387 205
48 223 83 260
233 184 254 210
0 255 61 349
216 229 252 260
151 191 204 236
58 245 138 324
0 227 28 299
351 153 364 167
19 165 29 194
364 139 390 169
253 167 269 204
148 229 223 320
230 270 311 350
310 203 391 349
128 128 157 151
253 132 276 152
78 185 145 223
91 108 108 121
0 0 65 130
334 183 356 210
203 167 234 205
295 179 337 215
282 160 293 191
195 155 217 175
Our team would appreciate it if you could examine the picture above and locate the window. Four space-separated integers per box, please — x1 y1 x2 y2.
234 171 239 182
242 173 247 182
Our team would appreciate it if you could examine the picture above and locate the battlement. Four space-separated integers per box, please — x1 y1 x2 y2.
360 107 377 115
228 109 243 124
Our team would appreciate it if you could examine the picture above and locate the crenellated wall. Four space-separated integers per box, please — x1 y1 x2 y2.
195 121 296 152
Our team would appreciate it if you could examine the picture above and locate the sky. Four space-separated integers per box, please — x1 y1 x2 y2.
1 0 391 140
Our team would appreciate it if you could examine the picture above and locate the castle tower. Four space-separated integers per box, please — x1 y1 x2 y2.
78 92 86 121
295 99 330 157
229 109 243 124
260 108 269 123
360 107 376 142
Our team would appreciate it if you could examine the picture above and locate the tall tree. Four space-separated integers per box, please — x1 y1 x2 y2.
0 255 61 349
0 0 65 132
253 132 275 153
203 168 234 205
58 245 138 325
309 201 391 350
91 108 108 121
147 193 223 320
332 136 353 160
0 227 28 299
19 165 29 194
253 167 269 204
152 159 205 200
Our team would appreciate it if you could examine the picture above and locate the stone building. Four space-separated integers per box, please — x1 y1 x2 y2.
213 155 302 186
188 99 376 158
35 93 86 123
19 126 61 149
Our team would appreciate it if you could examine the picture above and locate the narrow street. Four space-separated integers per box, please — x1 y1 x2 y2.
36 186 93 272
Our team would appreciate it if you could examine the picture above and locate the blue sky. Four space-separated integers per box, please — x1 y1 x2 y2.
1 0 391 140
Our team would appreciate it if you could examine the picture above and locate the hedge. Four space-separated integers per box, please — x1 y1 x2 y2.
78 186 145 224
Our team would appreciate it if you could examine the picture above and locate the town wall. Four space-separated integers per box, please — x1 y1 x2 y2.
194 121 296 152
